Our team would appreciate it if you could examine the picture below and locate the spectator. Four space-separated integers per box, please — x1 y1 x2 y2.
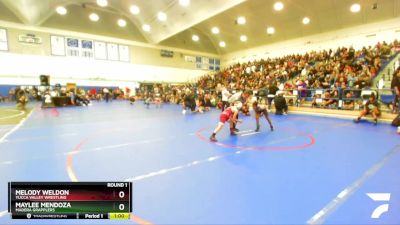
16 90 28 110
9 88 15 102
68 90 76 105
103 87 110 102
90 87 96 98
75 94 90 106
391 68 400 113
342 92 354 110
296 79 307 105
321 87 339 108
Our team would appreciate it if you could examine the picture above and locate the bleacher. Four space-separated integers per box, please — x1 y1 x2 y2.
196 40 400 120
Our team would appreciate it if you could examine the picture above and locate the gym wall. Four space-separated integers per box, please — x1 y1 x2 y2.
0 20 219 87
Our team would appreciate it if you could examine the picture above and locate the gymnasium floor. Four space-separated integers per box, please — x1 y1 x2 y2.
0 101 399 225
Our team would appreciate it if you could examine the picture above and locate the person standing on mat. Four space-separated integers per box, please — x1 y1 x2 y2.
252 101 274 132
274 92 288 115
228 90 251 132
267 82 279 109
221 85 231 111
182 90 196 114
210 102 242 142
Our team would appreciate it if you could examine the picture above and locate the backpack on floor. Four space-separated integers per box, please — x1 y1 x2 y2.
392 114 400 126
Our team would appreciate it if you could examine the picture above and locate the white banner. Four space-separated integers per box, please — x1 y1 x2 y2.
50 35 65 56
107 43 119 61
118 45 129 62
94 41 107 60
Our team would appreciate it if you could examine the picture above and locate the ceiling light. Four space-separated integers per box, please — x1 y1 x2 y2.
56 6 67 15
89 13 99 22
192 35 199 42
211 27 220 34
274 2 284 11
179 0 190 7
117 19 127 27
96 0 108 7
266 27 275 34
350 3 361 13
219 41 226 47
237 16 246 25
130 5 140 15
240 35 247 42
142 24 151 32
302 17 310 24
157 12 167 21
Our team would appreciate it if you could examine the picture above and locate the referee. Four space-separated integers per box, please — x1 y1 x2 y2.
228 90 251 132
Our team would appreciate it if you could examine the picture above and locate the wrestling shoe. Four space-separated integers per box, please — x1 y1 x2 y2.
210 135 217 142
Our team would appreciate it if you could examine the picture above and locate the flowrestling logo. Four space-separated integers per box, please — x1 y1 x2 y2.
366 193 391 219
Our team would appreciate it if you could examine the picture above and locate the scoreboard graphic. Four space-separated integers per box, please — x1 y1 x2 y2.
8 182 132 220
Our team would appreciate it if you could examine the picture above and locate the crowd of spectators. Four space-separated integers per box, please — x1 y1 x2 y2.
1 40 399 113
135 83 219 113
2 86 135 107
192 40 400 110
199 40 399 92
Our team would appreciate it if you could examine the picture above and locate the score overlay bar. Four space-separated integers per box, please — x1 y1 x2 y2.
8 182 132 220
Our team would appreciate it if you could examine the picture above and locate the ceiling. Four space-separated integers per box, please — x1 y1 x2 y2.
0 0 399 55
